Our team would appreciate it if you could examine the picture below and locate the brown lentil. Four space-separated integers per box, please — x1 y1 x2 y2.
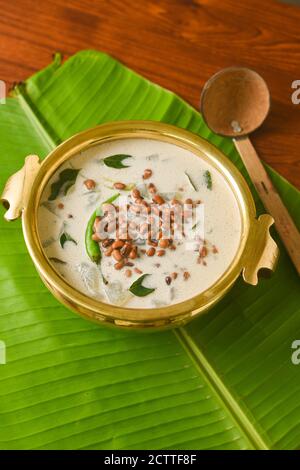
143 168 152 179
146 247 156 257
125 269 132 278
171 198 181 205
157 249 165 257
148 183 157 193
104 247 113 256
147 239 158 247
159 239 170 248
165 276 172 286
200 246 208 258
102 239 113 248
129 247 138 259
113 182 126 190
185 198 193 205
135 197 144 205
112 249 123 262
153 194 165 205
84 179 96 190
114 261 124 270
112 239 125 250
132 188 141 199
121 243 132 257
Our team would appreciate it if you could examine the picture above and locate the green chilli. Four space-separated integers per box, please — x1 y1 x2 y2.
85 209 101 263
85 193 120 264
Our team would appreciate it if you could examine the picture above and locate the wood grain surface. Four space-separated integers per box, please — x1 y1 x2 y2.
0 0 299 188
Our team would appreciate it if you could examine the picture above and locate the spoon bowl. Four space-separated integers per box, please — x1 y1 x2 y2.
200 66 300 276
200 67 270 137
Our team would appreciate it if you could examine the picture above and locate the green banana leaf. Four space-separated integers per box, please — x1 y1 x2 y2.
0 50 299 450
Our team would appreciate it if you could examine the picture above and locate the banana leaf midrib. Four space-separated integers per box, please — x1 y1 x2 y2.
176 329 268 450
14 84 58 150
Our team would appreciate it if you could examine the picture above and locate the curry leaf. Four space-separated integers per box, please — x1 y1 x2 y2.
48 168 80 200
203 170 212 190
60 231 77 248
129 274 155 297
103 154 132 169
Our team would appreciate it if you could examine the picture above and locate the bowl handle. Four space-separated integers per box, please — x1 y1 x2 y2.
1 155 40 221
242 214 279 285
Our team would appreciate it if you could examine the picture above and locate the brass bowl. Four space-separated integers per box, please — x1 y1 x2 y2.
1 121 279 330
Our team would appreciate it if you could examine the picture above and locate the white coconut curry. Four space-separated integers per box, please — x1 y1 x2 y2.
38 138 242 308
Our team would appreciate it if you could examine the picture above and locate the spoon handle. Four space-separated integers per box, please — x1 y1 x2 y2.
234 136 300 276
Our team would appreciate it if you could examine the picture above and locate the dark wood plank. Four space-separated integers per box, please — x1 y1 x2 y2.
0 0 299 188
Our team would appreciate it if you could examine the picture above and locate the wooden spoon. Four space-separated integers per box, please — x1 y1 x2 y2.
201 67 300 275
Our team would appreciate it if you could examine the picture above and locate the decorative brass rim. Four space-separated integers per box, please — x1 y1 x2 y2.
4 121 277 329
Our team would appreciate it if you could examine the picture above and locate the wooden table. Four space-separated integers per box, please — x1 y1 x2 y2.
0 0 300 188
